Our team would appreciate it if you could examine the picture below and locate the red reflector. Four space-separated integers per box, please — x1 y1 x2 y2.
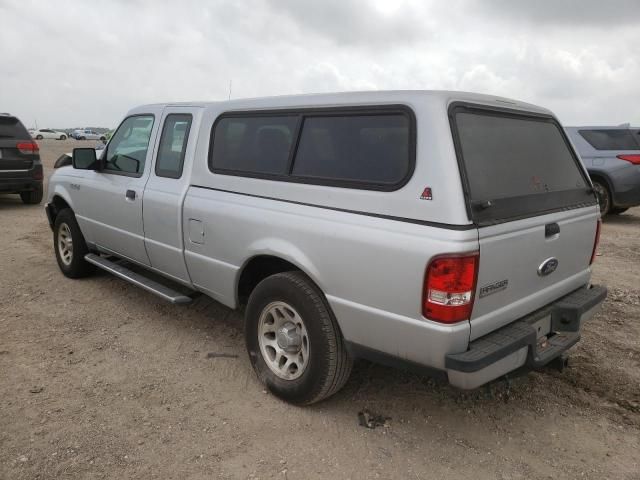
17 141 39 154
590 218 602 265
617 154 640 165
423 253 479 324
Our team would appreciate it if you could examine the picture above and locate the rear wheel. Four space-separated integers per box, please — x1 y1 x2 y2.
592 180 611 216
245 271 352 405
610 207 628 215
53 209 95 278
20 184 43 204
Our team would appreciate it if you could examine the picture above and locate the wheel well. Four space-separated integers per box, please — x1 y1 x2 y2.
588 172 611 192
237 256 301 306
50 195 71 221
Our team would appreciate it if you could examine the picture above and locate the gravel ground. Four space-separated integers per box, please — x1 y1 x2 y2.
1 139 639 479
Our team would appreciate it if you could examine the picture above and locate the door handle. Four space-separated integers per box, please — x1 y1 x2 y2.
125 189 136 200
545 222 560 237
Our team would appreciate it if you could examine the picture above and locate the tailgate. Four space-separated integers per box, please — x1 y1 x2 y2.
0 117 34 170
449 102 599 341
471 207 598 339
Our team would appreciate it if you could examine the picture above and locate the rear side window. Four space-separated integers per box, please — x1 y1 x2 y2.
0 116 29 139
292 114 410 185
209 107 414 190
451 105 593 224
579 129 640 150
155 114 192 179
211 116 298 175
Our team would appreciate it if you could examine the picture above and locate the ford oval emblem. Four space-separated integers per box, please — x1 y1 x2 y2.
538 257 559 276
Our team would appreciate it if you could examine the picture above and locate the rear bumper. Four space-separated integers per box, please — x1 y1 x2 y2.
445 284 607 389
0 165 43 193
612 183 640 208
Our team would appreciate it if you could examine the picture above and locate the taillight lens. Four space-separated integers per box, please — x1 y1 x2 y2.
17 141 39 154
590 218 602 265
617 154 640 165
423 253 479 324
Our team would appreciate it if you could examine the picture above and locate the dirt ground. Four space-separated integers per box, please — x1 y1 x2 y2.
1 139 639 480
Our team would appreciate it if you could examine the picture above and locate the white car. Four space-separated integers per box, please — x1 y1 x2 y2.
31 128 68 140
72 129 106 141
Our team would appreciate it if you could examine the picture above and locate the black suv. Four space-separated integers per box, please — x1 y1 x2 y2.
0 113 43 204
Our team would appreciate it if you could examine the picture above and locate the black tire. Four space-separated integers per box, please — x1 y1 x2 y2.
79 136 86 140
53 208 95 278
245 271 352 405
99 136 106 142
59 135 66 140
35 135 43 140
610 207 628 215
592 180 611 216
20 184 43 204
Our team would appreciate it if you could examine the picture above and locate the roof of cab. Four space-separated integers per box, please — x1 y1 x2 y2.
130 90 553 117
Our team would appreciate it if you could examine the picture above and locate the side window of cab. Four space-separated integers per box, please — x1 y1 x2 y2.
103 115 155 176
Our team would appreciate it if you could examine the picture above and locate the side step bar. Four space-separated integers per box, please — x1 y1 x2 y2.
84 253 193 305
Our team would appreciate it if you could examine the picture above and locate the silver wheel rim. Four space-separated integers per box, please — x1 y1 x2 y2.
258 301 309 380
57 222 73 266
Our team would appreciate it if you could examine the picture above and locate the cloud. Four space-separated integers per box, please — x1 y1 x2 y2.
474 0 640 26
0 0 638 128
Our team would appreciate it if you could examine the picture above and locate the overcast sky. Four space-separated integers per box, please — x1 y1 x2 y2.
1 0 638 128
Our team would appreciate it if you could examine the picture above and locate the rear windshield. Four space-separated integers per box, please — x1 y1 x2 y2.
451 106 594 224
0 116 30 139
579 129 640 151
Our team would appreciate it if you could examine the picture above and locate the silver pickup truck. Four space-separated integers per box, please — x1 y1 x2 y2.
45 91 607 405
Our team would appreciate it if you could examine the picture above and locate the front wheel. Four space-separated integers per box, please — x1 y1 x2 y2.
59 135 67 140
245 271 352 405
592 180 611 216
35 135 43 140
53 208 95 278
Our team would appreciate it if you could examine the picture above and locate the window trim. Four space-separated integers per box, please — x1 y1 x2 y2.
207 105 417 192
101 113 155 178
154 113 193 179
448 101 595 225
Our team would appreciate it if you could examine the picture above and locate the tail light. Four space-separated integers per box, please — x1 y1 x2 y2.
590 218 602 265
616 154 640 165
32 165 43 181
423 253 479 324
17 141 39 155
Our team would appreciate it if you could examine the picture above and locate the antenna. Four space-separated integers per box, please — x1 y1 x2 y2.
228 80 232 100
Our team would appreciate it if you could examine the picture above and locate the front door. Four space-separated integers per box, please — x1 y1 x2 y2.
77 111 160 265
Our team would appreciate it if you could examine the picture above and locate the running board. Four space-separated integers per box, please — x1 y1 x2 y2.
84 253 193 305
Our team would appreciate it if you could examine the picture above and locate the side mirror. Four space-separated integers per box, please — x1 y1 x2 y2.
72 148 99 170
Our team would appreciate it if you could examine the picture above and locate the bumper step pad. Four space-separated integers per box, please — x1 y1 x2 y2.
446 285 607 373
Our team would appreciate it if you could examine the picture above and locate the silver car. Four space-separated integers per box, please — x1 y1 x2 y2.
566 125 640 215
72 128 106 141
45 91 607 404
